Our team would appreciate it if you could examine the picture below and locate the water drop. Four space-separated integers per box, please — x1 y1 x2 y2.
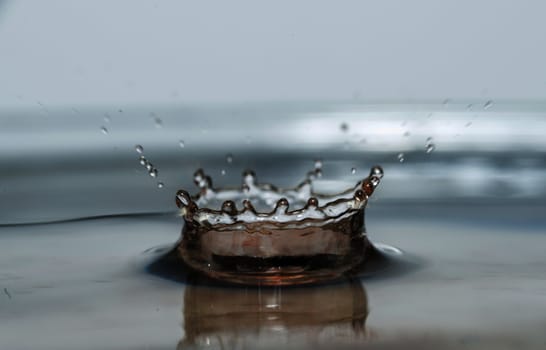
221 200 237 215
360 138 367 144
100 126 108 134
176 190 191 208
139 156 147 166
135 145 144 154
146 162 154 171
226 154 233 164
442 98 451 106
465 121 472 127
221 169 226 176
466 104 473 111
307 197 319 207
179 140 185 148
314 159 322 170
484 100 493 110
425 137 435 154
118 109 123 113
149 168 158 177
397 153 405 163
403 131 411 137
104 113 111 123
351 167 356 174
370 176 380 187
340 122 349 133
370 165 384 179
157 182 164 189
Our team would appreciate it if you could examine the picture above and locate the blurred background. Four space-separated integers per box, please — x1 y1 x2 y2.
1 0 545 224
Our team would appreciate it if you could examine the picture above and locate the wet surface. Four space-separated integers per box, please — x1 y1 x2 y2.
1 204 546 349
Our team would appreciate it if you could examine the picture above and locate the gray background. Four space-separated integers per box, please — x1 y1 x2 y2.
1 0 545 108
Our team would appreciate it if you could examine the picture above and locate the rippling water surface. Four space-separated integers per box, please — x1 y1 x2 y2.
1 102 546 349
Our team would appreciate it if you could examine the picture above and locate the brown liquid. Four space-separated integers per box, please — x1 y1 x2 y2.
175 165 382 285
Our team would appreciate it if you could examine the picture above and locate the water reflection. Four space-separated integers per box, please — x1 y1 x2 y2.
178 276 369 349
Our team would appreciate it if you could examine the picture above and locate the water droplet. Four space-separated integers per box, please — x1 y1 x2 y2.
149 168 158 177
425 137 435 154
465 121 472 127
176 190 191 207
442 98 451 106
403 131 411 137
314 159 322 170
118 109 123 113
370 176 380 187
340 122 349 133
359 138 367 144
146 162 154 171
103 114 111 123
179 140 185 148
135 145 144 154
484 100 493 110
397 153 405 163
157 182 164 189
351 167 356 174
226 154 233 164
100 126 108 134
139 156 147 166
221 200 237 215
466 104 473 111
370 165 384 179
221 169 226 176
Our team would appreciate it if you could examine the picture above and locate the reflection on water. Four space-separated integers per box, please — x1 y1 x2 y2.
179 277 368 349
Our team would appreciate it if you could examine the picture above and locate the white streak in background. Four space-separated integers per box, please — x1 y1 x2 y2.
2 103 546 156
0 1 546 107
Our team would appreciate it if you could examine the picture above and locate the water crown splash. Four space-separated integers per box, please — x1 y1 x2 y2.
174 162 384 285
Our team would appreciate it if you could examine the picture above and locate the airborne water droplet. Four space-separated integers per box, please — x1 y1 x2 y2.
149 168 158 177
397 153 405 163
135 145 144 154
425 137 435 154
403 131 411 137
465 121 472 127
484 100 493 110
370 165 384 179
157 182 164 189
340 122 349 133
221 169 226 176
139 155 147 166
179 140 185 148
351 167 356 174
226 154 233 164
100 126 108 134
